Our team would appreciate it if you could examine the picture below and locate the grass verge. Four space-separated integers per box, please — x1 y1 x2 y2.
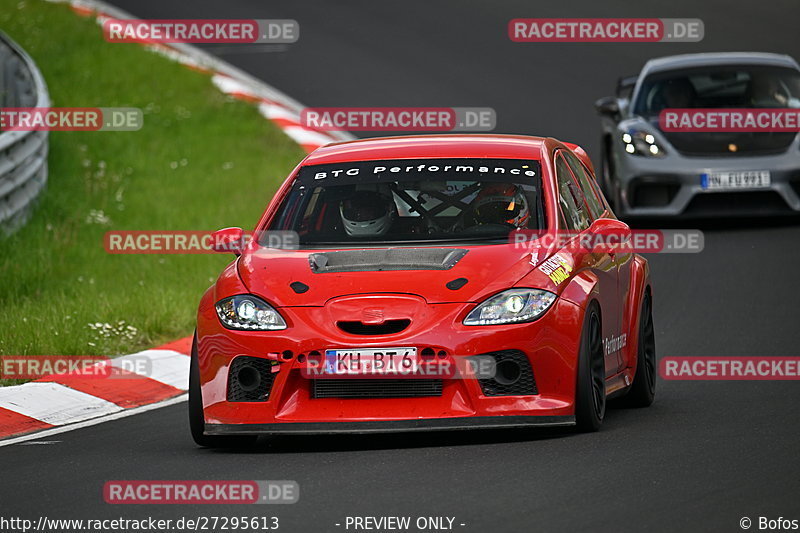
0 0 305 377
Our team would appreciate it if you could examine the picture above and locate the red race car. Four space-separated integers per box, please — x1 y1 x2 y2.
190 135 656 446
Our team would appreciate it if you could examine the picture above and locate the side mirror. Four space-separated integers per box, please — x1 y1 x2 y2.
615 75 638 99
588 218 631 253
594 96 620 117
210 227 245 256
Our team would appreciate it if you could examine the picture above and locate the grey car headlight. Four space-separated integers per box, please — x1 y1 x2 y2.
622 130 666 157
464 289 557 326
215 295 287 330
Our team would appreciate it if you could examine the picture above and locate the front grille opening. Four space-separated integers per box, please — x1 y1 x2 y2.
684 191 791 215
227 356 276 402
629 180 680 208
475 350 538 396
420 347 436 360
312 378 442 399
790 174 800 199
664 132 796 157
337 319 410 335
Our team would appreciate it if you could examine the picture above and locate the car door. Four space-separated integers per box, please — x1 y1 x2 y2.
563 150 632 373
554 152 621 378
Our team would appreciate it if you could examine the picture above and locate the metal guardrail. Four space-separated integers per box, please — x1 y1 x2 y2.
0 31 49 236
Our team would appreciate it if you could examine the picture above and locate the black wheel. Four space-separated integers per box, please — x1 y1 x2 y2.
620 291 656 407
575 306 606 432
189 334 257 448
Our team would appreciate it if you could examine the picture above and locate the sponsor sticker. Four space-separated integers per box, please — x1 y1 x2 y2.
537 253 573 284
603 334 628 356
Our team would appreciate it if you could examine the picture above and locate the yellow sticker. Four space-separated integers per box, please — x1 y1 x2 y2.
538 253 573 285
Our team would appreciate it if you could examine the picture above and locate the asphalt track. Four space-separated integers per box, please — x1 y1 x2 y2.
3 1 800 532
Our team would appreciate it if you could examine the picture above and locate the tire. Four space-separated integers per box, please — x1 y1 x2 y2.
189 334 257 448
575 305 606 432
620 291 656 407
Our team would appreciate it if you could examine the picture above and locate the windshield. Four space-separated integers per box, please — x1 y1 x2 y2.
632 64 800 117
267 158 544 246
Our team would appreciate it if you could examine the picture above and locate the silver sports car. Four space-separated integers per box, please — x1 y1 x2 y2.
595 52 800 218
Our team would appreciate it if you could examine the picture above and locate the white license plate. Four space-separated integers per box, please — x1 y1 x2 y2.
324 347 418 375
701 170 771 190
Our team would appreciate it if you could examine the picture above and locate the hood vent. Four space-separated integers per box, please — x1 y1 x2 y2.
446 277 469 290
289 281 309 294
309 248 467 274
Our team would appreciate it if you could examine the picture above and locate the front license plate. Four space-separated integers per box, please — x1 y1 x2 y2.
701 170 771 190
324 347 418 375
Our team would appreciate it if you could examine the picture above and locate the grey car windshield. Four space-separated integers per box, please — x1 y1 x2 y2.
633 64 800 116
268 158 544 246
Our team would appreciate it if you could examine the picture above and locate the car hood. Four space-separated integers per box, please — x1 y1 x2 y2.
237 244 541 306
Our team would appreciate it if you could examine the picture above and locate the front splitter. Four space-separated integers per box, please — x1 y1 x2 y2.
205 415 576 435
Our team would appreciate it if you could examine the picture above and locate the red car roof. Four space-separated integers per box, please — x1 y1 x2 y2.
302 134 548 165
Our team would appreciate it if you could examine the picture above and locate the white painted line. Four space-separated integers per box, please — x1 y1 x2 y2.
259 104 302 122
111 349 189 390
0 382 122 425
0 394 187 447
66 0 95 11
281 126 338 146
212 74 263 101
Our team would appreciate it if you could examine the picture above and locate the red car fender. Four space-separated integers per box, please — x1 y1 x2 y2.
621 254 652 372
513 253 601 315
213 260 248 303
513 264 600 393
197 260 252 355
555 267 601 312
554 252 650 373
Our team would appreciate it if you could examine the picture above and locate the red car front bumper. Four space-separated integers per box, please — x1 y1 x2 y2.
196 291 585 434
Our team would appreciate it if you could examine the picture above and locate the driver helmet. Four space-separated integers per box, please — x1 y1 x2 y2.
472 183 530 227
339 190 397 237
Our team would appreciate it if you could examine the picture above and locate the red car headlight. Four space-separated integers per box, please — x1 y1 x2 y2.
215 295 287 331
464 288 556 326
